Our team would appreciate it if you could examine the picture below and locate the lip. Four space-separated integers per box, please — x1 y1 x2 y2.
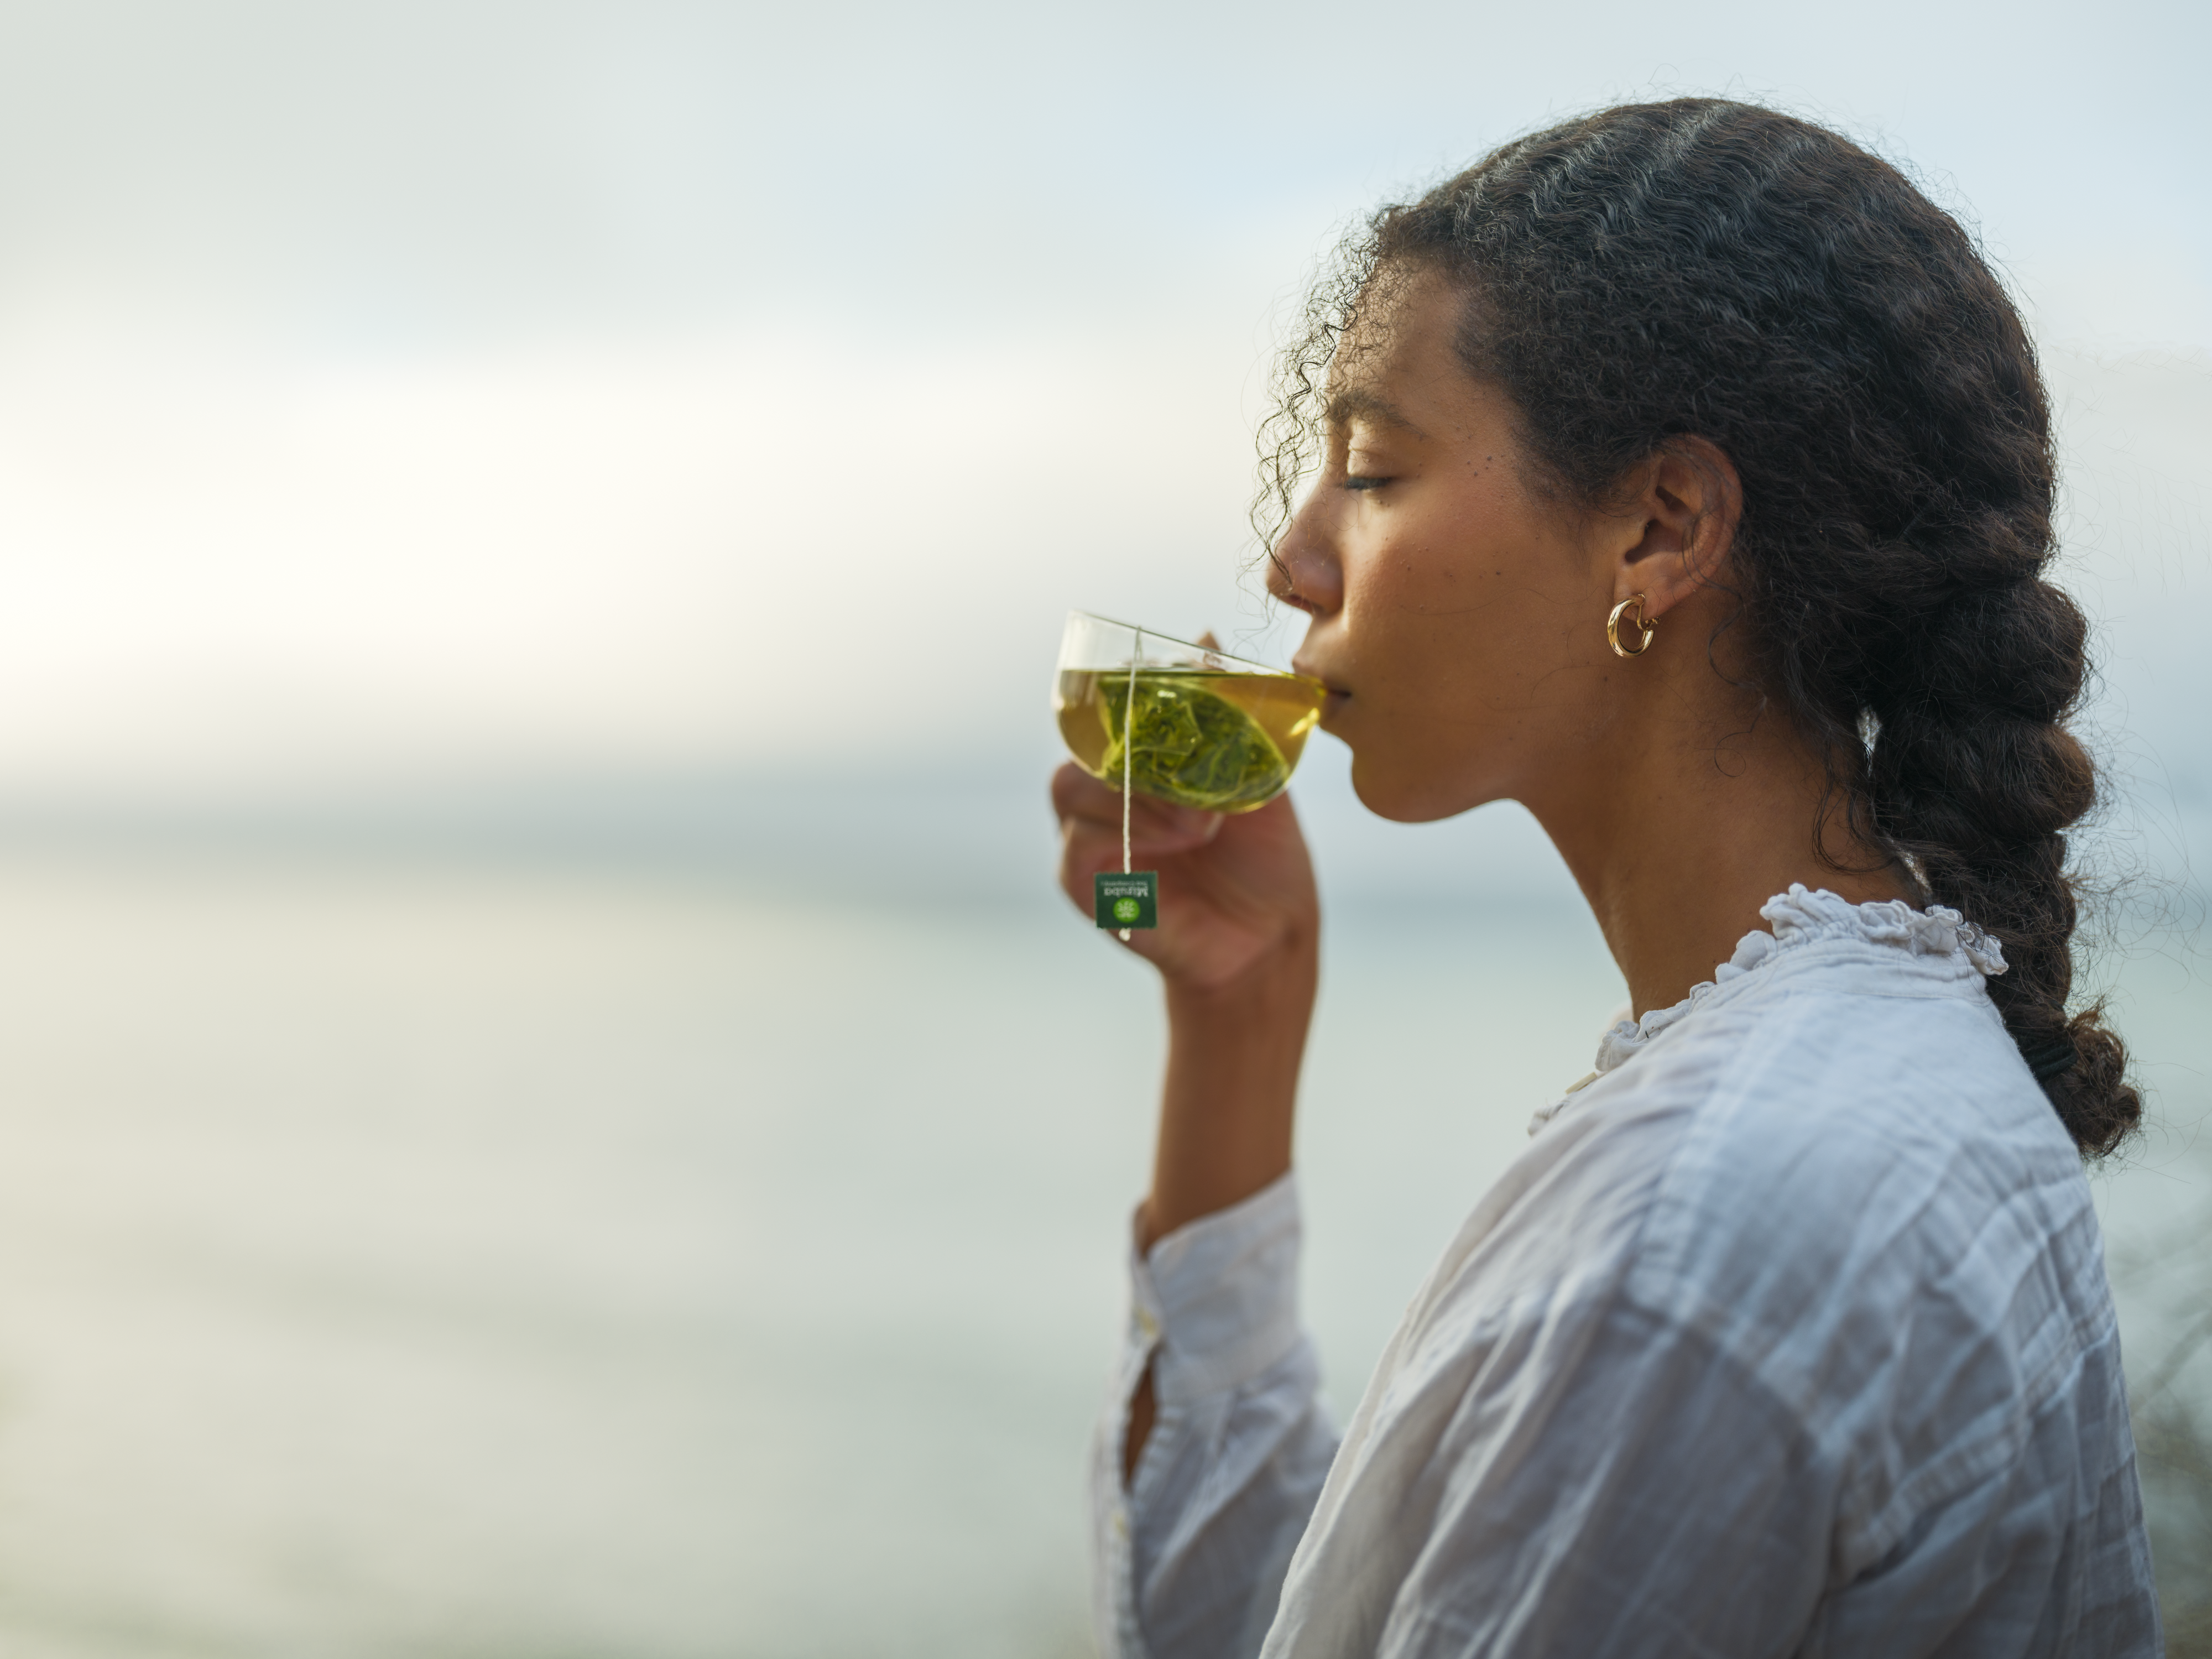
1294 656 1353 726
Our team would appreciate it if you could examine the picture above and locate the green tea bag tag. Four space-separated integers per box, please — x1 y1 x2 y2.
1094 871 1157 931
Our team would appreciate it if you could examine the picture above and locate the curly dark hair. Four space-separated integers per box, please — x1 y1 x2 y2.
1258 98 2139 1158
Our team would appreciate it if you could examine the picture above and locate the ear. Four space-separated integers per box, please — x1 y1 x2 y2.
1604 436 1742 619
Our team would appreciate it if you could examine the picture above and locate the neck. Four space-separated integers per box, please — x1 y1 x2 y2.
1527 700 1908 1019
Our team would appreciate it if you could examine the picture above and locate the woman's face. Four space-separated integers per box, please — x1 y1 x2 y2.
1272 270 1627 824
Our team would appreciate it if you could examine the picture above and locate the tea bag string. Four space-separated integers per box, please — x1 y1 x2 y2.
1119 631 1138 941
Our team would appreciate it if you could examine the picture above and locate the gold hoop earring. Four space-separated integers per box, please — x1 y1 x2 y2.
1607 594 1656 659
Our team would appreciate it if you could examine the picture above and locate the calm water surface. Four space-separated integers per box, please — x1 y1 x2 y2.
0 845 2200 1656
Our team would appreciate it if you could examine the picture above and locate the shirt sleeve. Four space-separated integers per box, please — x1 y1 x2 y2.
1090 1174 1339 1659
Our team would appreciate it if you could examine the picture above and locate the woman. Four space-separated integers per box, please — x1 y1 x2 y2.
1052 101 2161 1657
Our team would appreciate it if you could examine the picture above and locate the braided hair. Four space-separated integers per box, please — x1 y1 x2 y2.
1259 98 2138 1156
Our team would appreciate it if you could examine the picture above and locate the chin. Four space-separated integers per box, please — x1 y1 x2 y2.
1347 751 1484 825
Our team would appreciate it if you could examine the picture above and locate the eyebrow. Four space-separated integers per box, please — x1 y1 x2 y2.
1324 385 1427 438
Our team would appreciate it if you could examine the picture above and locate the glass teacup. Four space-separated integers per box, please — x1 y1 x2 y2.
1052 611 1326 814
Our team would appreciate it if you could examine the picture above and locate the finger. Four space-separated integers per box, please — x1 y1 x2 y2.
1065 805 1221 862
1061 810 1218 883
1051 761 1121 824
1242 788 1300 830
1052 764 1222 846
1129 791 1223 846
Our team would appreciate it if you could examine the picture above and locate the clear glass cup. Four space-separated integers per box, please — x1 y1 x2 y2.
1052 611 1327 813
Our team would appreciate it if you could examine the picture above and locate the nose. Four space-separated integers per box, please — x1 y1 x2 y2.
1265 495 1345 617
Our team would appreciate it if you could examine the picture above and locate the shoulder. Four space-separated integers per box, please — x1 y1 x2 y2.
1575 944 2116 1436
1427 911 2110 1407
1626 950 2089 1274
1531 933 2075 1274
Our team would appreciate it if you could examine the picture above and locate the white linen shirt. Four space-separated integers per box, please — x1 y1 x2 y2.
1091 888 2161 1658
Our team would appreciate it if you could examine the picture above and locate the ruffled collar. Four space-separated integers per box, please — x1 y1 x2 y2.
1592 884 2006 1074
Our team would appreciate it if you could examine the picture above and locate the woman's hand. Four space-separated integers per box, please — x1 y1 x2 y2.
1051 763 1319 993
1052 759 1320 1260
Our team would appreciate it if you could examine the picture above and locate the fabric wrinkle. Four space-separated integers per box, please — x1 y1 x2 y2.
1089 888 2157 1659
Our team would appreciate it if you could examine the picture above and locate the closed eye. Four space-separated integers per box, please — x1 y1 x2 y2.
1343 475 1391 492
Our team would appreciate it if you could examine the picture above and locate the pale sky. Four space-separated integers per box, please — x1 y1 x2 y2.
0 0 2204 804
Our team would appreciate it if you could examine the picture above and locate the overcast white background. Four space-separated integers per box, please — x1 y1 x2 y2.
0 0 2204 818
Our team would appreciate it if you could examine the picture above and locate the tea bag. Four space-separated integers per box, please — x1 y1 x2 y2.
1097 674 1291 813
1094 634 1158 940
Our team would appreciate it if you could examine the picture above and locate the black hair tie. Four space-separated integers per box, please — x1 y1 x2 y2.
2019 1035 2079 1082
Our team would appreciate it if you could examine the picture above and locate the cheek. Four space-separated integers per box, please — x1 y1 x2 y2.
1348 510 1528 660
1347 513 1593 742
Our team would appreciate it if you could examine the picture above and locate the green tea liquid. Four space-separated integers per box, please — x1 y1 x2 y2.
1055 669 1325 813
